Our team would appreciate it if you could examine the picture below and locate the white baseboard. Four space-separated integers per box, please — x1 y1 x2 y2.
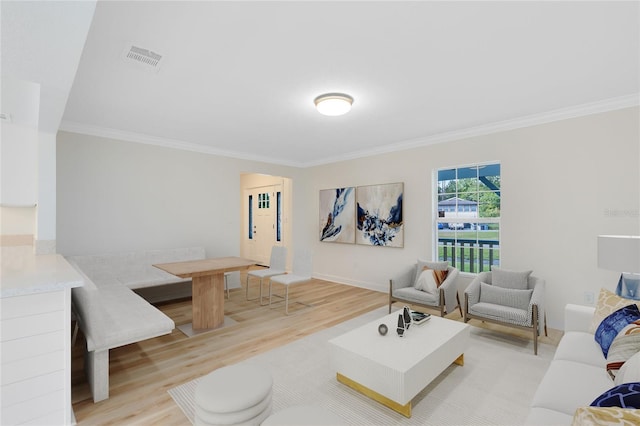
312 273 386 294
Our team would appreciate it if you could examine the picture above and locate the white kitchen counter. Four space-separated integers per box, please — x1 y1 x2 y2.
1 246 83 298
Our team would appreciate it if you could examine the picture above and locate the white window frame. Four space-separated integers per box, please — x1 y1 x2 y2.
433 161 501 274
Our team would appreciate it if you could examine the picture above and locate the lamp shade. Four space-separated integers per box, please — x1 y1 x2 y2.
597 235 640 273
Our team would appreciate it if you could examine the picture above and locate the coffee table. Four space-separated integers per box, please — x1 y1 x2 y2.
328 310 470 418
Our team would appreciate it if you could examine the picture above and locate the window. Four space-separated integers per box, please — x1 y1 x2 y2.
248 194 253 239
258 192 270 209
276 191 282 242
435 162 500 273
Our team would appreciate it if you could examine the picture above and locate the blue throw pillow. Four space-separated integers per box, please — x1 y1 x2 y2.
595 304 640 357
591 382 640 408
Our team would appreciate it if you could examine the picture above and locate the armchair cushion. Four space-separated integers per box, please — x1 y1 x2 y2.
491 267 532 290
469 302 530 326
479 282 533 311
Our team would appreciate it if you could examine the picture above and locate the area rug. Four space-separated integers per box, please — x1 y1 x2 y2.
168 307 555 425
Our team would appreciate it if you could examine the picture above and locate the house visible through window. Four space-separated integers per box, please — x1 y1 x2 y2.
435 162 500 273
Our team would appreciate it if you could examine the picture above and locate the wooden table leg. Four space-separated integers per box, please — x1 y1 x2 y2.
192 272 225 330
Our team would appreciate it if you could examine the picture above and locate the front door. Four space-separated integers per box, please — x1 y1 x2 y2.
246 185 279 266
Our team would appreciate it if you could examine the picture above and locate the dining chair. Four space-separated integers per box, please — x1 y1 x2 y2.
224 272 231 299
246 246 287 305
269 249 313 315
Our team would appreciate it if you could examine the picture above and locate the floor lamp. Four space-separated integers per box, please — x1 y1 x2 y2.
598 235 640 299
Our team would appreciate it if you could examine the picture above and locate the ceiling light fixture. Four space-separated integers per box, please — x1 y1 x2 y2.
314 93 353 116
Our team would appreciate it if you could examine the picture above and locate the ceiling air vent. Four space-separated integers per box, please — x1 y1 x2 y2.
121 43 164 73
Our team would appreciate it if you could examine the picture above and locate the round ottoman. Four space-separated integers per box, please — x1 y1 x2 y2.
261 405 344 426
195 364 273 426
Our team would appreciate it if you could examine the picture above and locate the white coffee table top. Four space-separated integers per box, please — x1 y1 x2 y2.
329 310 469 374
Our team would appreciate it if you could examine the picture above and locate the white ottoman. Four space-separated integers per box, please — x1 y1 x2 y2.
261 405 344 426
195 364 273 426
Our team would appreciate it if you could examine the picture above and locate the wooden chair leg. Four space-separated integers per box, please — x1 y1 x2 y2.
456 293 463 317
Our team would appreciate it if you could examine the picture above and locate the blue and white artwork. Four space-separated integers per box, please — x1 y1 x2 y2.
356 183 404 247
319 187 355 243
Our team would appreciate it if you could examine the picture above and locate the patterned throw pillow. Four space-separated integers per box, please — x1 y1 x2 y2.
414 266 448 295
595 305 640 358
606 320 640 379
572 406 640 426
616 351 640 386
414 260 448 284
591 382 640 409
491 267 532 290
589 288 640 334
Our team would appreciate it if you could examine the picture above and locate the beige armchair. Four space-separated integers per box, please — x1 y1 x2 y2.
389 260 461 317
464 269 547 354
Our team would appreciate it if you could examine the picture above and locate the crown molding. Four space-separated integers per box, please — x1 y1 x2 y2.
60 94 638 169
302 94 639 167
57 121 302 168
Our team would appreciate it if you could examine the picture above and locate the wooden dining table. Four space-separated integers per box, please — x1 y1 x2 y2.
153 256 256 331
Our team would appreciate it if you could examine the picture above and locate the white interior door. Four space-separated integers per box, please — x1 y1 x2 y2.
247 186 278 266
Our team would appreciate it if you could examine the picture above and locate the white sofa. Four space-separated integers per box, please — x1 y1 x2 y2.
525 304 615 424
67 247 205 402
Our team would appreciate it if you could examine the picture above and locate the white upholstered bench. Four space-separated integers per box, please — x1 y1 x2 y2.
67 247 205 402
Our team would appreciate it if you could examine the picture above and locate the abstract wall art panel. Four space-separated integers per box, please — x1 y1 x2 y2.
356 182 404 247
319 187 356 243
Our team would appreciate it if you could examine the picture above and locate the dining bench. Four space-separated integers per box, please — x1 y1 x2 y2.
67 247 205 402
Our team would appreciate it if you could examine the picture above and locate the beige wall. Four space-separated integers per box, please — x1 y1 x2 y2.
308 107 639 329
56 131 306 257
56 106 639 329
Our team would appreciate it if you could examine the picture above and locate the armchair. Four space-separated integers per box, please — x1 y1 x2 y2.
464 270 547 354
389 260 461 317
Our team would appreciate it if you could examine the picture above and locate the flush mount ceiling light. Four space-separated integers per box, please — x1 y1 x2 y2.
314 93 353 116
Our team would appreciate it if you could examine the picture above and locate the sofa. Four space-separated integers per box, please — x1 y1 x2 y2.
67 247 205 402
526 303 639 424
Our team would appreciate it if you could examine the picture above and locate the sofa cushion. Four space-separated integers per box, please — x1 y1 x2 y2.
479 282 532 311
591 382 640 408
572 406 640 425
530 360 614 416
554 331 605 368
589 288 640 333
606 320 640 379
616 351 640 385
595 304 640 358
491 267 532 290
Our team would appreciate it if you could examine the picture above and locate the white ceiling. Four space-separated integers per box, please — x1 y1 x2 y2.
1 1 96 132
20 1 640 167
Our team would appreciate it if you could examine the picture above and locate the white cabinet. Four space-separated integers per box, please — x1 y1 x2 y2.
1 249 83 425
1 290 72 425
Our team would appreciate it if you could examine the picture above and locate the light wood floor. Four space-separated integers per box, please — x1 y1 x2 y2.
71 271 562 425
